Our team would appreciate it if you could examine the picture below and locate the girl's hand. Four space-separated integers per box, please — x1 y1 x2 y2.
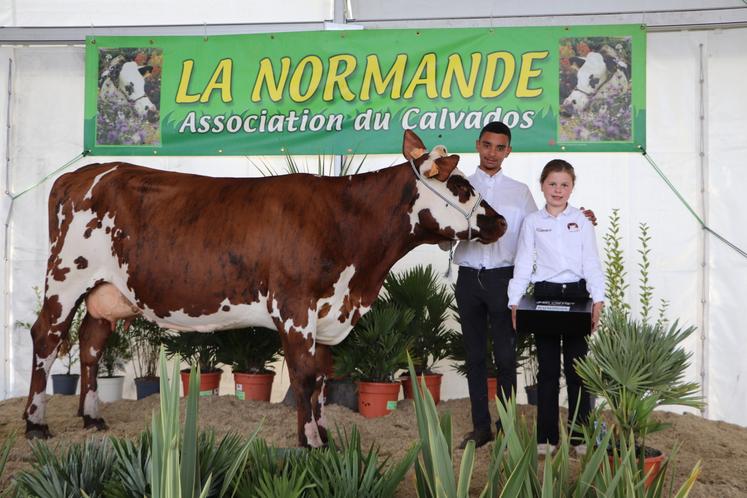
511 305 518 331
591 302 604 332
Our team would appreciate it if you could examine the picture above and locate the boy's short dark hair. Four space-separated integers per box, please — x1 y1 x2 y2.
479 121 512 143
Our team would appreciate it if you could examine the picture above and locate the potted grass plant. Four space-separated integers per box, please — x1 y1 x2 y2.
162 331 222 397
383 265 454 404
334 301 413 418
127 316 168 399
215 327 283 401
96 322 132 402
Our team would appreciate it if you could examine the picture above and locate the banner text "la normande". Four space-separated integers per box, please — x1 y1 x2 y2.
175 51 550 104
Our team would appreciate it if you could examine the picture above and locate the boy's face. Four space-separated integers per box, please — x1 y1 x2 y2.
475 131 511 175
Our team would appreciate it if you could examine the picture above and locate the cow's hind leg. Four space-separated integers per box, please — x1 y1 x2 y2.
77 313 113 430
23 295 81 439
312 344 333 445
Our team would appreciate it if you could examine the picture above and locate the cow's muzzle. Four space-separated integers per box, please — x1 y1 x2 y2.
475 201 506 243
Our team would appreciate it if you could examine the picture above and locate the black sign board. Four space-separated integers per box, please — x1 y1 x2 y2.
516 294 592 336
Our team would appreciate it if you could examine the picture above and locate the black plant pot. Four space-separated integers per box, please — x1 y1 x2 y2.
282 378 359 412
51 373 79 395
525 383 538 406
135 377 160 399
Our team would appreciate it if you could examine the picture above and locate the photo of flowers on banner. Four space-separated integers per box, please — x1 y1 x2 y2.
97 47 162 146
558 36 632 142
84 26 645 155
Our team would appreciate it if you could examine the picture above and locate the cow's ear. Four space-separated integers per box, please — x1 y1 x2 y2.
403 130 427 161
569 56 585 68
427 154 460 182
138 65 154 76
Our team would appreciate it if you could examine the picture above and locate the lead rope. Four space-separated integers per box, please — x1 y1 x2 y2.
445 241 454 279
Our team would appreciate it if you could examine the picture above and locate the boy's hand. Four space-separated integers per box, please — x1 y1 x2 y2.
580 206 597 226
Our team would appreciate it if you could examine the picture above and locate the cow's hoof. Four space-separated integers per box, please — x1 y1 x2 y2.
25 421 52 439
82 415 108 431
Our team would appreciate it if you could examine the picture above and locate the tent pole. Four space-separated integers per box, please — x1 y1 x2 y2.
2 56 13 400
697 42 710 418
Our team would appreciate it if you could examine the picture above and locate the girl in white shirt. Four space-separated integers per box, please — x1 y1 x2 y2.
507 159 605 455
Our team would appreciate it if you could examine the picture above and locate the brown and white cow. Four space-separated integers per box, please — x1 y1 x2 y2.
23 130 506 446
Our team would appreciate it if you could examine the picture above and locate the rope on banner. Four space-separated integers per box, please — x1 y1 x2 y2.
9 150 90 200
639 145 747 259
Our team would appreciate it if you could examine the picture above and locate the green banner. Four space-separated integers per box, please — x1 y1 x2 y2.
84 25 646 155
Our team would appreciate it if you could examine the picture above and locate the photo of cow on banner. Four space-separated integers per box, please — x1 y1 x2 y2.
559 36 633 142
97 47 162 146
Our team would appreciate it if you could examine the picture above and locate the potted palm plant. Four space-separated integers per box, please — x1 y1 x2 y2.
162 331 222 397
96 322 132 402
575 310 703 487
383 265 453 404
127 316 167 399
334 301 413 418
215 327 283 401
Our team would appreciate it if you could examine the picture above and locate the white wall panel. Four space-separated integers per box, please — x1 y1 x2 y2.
1 27 746 428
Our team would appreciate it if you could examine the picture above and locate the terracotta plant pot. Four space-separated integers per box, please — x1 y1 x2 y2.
357 381 401 418
233 372 274 401
401 373 443 404
97 376 124 402
51 373 79 395
180 369 222 397
609 448 665 488
487 376 498 401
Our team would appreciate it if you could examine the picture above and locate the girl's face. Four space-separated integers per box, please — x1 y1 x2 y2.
541 171 574 210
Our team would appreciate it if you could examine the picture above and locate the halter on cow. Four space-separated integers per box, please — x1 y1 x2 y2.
23 130 507 447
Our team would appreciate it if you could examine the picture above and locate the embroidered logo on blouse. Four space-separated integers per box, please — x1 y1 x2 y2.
567 222 579 232
536 228 552 232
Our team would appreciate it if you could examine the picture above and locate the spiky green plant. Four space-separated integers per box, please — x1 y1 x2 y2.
407 355 475 498
0 433 16 497
151 348 213 498
383 265 455 375
305 426 418 498
13 437 116 497
576 310 703 451
252 153 367 177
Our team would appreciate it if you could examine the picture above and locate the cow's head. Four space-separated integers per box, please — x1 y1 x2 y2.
403 130 506 244
560 50 629 116
116 61 158 120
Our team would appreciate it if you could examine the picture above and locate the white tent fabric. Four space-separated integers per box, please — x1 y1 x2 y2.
1 27 745 426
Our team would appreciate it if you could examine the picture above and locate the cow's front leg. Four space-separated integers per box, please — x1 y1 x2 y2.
77 313 112 430
279 322 326 448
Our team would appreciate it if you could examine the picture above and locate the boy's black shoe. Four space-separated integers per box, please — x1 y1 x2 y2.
457 428 494 449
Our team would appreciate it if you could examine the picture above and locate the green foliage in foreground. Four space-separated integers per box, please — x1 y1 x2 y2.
407 354 702 498
10 350 416 498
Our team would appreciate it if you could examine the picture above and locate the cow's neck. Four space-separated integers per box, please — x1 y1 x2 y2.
342 163 434 307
